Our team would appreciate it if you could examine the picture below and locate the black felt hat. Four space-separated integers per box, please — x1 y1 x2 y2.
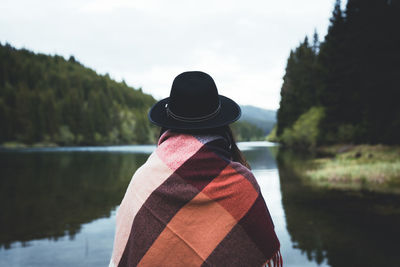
148 71 241 130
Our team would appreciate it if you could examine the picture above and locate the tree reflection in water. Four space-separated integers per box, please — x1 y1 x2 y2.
0 151 148 249
2 146 400 267
277 149 400 267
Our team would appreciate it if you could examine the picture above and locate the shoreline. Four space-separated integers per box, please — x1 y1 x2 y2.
278 144 400 195
0 141 150 149
1 137 271 150
0 141 59 149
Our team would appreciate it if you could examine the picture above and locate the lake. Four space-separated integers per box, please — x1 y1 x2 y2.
1 142 399 267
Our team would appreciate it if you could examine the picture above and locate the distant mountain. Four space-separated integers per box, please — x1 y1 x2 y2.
239 105 277 135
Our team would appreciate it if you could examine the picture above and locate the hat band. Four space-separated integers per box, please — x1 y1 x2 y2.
166 102 221 123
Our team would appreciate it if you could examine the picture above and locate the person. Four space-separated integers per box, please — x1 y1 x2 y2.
109 71 282 267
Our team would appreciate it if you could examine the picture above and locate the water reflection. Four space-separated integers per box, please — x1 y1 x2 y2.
239 141 277 170
277 149 400 267
0 151 149 249
1 145 400 267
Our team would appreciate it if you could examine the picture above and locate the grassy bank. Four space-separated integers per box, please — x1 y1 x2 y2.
279 145 400 195
0 141 59 149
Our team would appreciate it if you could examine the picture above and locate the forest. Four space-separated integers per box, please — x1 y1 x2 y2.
0 43 266 146
0 43 159 146
274 0 400 149
0 44 156 145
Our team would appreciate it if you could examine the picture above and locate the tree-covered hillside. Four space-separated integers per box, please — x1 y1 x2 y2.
0 43 158 146
0 43 273 146
276 0 400 149
231 120 265 141
240 105 276 135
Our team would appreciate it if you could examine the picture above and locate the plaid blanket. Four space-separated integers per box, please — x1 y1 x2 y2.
110 130 281 267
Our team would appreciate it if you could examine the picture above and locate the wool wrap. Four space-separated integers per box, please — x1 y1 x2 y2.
110 130 281 267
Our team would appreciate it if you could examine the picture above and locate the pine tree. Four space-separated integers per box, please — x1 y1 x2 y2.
277 37 318 136
312 30 319 54
316 0 349 142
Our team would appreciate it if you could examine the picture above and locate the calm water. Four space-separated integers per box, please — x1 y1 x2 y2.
1 142 399 267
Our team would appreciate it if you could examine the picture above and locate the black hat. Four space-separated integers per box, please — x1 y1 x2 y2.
148 71 241 130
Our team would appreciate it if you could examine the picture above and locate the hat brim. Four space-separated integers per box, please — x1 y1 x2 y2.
148 95 241 130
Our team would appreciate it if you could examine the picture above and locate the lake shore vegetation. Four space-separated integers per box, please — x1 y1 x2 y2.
278 145 400 195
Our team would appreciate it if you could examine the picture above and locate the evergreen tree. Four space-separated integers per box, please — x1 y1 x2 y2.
316 0 349 142
277 37 318 136
312 30 319 54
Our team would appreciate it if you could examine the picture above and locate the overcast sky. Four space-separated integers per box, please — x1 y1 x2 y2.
0 0 345 110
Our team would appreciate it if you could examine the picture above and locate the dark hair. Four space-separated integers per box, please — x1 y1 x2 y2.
159 125 251 169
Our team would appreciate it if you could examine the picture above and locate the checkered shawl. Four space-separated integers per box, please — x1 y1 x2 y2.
110 130 281 267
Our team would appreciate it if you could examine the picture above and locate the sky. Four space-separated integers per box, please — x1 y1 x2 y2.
0 0 345 110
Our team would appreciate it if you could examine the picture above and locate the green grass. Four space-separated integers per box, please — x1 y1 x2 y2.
304 145 400 193
1 141 59 149
0 141 28 148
